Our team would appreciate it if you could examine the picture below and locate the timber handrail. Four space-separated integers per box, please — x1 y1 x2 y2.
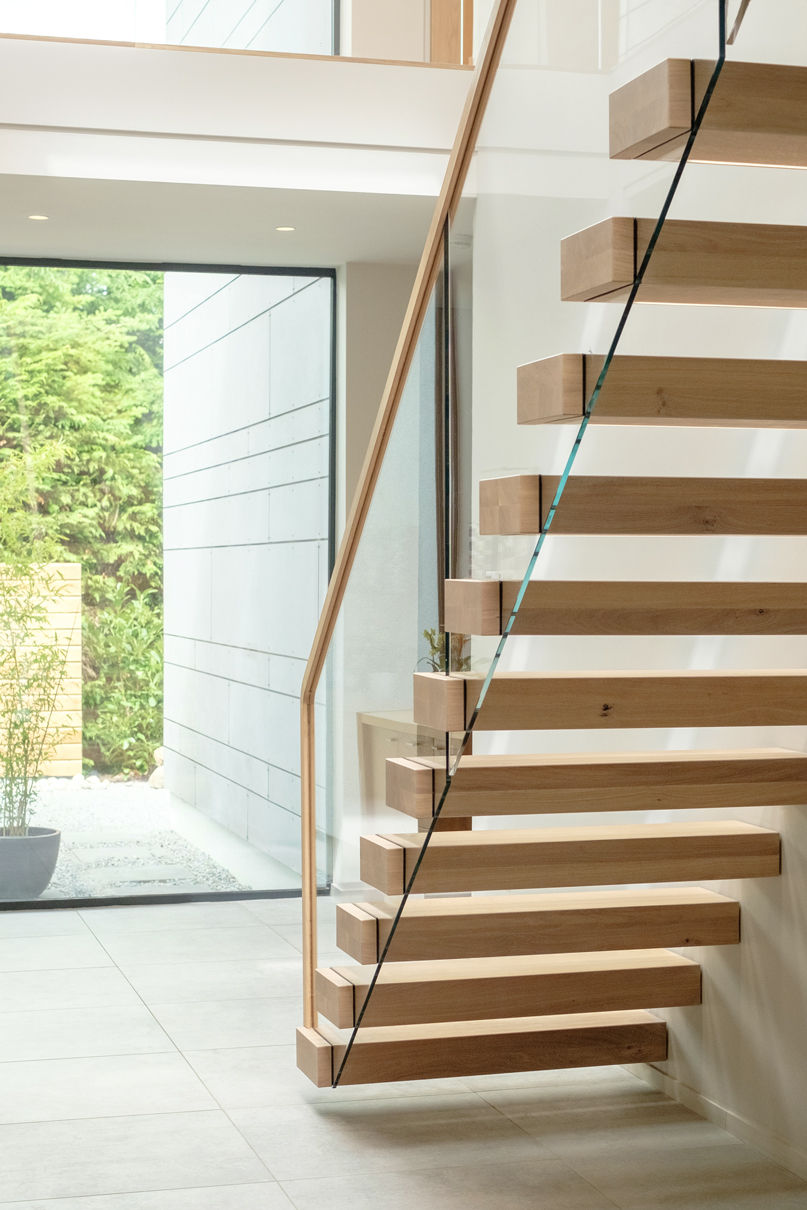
727 0 752 44
299 0 518 1029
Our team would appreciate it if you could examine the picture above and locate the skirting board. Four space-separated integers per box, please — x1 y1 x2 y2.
625 1063 807 1183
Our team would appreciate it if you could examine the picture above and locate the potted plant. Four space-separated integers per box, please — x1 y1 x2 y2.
0 449 71 901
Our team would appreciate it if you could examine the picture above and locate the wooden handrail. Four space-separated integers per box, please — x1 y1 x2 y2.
727 0 752 45
299 0 518 1029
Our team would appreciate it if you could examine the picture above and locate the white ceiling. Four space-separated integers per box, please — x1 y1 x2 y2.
0 174 439 267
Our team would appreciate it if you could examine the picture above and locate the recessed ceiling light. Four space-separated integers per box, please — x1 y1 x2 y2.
275 225 295 232
28 214 49 221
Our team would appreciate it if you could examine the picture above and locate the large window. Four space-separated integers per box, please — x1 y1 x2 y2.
0 261 334 906
0 0 337 55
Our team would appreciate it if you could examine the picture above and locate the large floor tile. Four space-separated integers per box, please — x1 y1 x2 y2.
82 901 264 935
0 1053 216 1124
99 925 298 968
0 1004 173 1062
460 1064 660 1097
570 1141 807 1209
243 897 306 925
486 1094 737 1161
150 997 301 1051
185 1044 471 1109
0 1187 294 1210
0 966 142 1013
280 1158 619 1210
229 1094 550 1182
0 934 112 972
0 909 89 938
124 956 302 1004
0 1111 271 1202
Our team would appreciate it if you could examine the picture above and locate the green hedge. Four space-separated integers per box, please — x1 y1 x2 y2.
0 266 163 775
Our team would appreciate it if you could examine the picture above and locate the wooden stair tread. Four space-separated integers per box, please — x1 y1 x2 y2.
316 949 700 1028
337 887 739 963
387 746 807 818
445 577 807 636
561 217 807 308
610 59 807 168
517 354 807 428
297 1011 668 1085
360 820 780 894
413 669 807 732
331 947 697 984
388 820 774 847
479 473 807 536
351 887 736 921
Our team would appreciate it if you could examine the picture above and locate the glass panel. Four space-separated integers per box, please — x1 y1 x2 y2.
0 0 336 55
0 264 333 904
310 265 464 1075
330 0 747 1084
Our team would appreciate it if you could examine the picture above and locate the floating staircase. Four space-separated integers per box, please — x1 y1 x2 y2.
297 53 806 1086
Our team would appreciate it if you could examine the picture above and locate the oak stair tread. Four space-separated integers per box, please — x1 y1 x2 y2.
479 473 807 536
297 1010 667 1086
386 747 807 818
561 217 807 308
517 354 807 428
610 59 807 168
413 669 807 732
336 887 740 964
316 948 701 1028
444 577 807 636
360 820 780 894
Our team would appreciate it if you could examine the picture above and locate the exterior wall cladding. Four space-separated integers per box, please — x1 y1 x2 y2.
162 271 332 876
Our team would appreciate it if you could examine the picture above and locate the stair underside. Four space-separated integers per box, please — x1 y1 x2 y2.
336 887 740 964
610 59 807 167
386 748 807 818
444 578 807 636
517 355 807 427
479 472 807 535
360 820 780 895
561 217 807 307
297 1010 668 1086
317 948 701 1028
413 669 807 733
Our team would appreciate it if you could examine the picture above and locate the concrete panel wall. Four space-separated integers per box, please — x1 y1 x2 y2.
163 272 332 878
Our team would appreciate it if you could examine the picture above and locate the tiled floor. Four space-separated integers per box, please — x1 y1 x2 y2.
1 898 807 1209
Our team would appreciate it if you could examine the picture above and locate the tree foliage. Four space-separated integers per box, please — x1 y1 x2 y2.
0 266 164 775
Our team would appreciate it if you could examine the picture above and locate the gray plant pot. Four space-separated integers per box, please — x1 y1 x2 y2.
0 827 61 900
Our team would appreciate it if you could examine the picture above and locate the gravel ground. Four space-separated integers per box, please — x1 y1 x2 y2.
29 777 248 898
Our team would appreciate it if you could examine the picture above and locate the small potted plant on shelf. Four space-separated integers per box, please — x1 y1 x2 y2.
0 449 71 901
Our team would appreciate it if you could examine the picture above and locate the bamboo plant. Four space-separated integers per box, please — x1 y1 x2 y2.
0 448 70 836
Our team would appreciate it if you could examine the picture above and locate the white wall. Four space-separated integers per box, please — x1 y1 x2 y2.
340 261 419 518
163 271 332 879
343 0 428 61
461 0 807 1177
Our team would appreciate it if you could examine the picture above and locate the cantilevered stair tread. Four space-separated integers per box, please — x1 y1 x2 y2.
517 354 807 428
610 59 807 167
336 887 740 964
444 578 807 636
360 820 780 895
413 669 807 733
386 747 807 819
297 1010 668 1086
316 949 701 1028
479 473 807 536
561 217 807 307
